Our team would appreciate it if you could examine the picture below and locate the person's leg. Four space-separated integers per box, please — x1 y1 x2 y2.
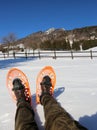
12 78 39 130
41 94 87 130
15 101 38 130
40 76 87 130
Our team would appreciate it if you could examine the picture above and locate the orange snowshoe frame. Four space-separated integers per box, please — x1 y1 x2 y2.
6 68 31 102
36 66 56 104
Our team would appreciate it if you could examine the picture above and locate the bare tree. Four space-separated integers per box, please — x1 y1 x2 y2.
2 33 17 56
24 39 38 52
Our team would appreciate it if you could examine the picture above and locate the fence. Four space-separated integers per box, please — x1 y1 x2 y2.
0 50 97 59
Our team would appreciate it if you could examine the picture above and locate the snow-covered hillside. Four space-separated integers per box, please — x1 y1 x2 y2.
0 58 97 130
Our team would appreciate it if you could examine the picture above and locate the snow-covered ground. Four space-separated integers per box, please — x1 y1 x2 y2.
0 57 97 130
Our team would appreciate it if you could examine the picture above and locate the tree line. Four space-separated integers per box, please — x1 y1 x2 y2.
0 33 97 55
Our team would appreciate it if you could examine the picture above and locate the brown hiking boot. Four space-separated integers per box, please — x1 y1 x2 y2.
40 75 52 95
12 78 31 104
40 76 53 104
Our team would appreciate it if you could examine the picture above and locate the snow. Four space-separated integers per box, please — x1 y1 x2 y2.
87 46 97 51
0 57 97 130
45 28 55 34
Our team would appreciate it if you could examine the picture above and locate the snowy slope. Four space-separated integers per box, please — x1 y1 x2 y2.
0 58 97 130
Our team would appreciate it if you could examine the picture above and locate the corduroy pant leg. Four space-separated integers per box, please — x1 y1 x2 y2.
41 94 88 130
15 101 39 130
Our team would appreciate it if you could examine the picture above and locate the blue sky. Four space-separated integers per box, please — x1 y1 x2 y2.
0 0 97 40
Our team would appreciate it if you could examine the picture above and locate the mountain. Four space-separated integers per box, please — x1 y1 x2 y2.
1 25 97 51
18 25 97 42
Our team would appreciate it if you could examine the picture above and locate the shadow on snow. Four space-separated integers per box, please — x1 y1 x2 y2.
79 112 97 130
0 57 37 69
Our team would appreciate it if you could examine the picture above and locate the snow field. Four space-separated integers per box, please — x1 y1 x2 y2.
0 58 97 130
